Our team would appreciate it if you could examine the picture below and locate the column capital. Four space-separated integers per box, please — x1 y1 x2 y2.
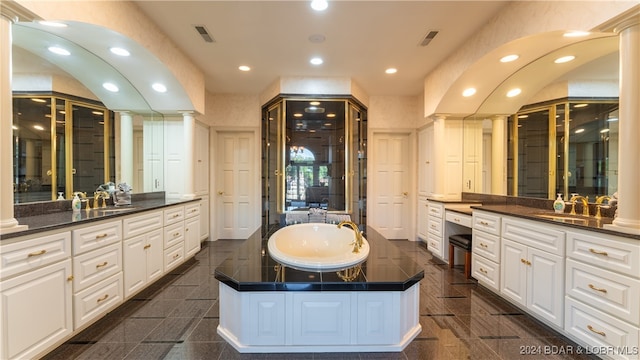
1 1 39 23
597 5 640 34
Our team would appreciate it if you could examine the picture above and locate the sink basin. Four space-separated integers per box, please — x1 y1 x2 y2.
534 213 590 225
90 206 139 213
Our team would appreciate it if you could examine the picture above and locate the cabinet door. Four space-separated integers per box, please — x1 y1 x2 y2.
528 247 564 328
417 198 427 240
500 239 527 306
185 216 201 258
199 195 210 240
146 229 164 283
0 260 72 360
123 235 147 298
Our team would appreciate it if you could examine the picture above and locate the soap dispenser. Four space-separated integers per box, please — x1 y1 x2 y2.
72 193 82 212
553 193 565 214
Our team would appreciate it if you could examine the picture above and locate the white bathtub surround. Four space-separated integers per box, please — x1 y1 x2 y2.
267 223 369 272
217 282 421 353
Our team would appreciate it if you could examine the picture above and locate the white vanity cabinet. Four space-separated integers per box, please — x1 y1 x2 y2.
564 229 640 357
0 231 73 360
500 217 565 329
163 205 185 272
184 202 202 258
426 201 444 258
471 210 501 291
123 211 164 298
71 220 124 329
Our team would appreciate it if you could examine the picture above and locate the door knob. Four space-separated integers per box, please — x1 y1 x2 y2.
403 192 408 196
218 191 224 195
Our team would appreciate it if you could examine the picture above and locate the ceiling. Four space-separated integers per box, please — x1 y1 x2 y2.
133 0 509 96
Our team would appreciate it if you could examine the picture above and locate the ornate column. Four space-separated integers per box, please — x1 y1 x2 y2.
431 114 446 199
608 14 640 234
181 111 196 199
0 12 27 234
491 115 507 195
118 111 133 186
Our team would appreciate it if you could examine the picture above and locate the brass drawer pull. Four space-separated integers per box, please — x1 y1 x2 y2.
520 258 531 265
173 232 181 237
479 268 488 274
171 214 181 219
454 218 460 222
479 221 489 226
96 261 108 269
190 209 197 213
97 294 109 303
28 250 47 257
173 254 180 259
588 284 608 294
587 325 606 337
589 248 608 256
144 244 151 250
480 243 488 248
95 233 108 239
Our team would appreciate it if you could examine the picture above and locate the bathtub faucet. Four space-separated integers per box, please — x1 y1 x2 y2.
337 221 363 253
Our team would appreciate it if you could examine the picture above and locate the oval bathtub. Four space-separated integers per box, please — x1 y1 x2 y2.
267 223 370 271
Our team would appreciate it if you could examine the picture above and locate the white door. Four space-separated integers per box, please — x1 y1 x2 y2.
216 131 255 239
372 133 411 239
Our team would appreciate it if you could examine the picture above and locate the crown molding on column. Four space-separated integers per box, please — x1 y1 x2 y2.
597 4 640 33
0 0 40 23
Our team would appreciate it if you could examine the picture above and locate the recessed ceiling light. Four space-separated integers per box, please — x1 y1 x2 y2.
310 57 323 65
462 88 476 97
48 46 70 56
310 101 321 106
600 128 610 133
92 111 103 116
238 65 251 72
12 125 18 130
294 113 303 118
563 31 590 37
573 103 588 108
518 114 528 119
385 68 397 74
506 88 521 97
310 0 328 11
326 113 336 118
500 54 519 63
39 21 67 28
152 83 167 93
554 55 575 64
110 47 130 56
33 125 45 131
31 98 47 103
102 82 119 92
575 128 585 134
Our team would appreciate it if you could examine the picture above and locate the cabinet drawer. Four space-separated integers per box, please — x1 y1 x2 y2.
567 230 639 278
427 202 444 218
123 211 163 239
185 202 200 218
502 217 565 254
427 216 442 237
472 255 499 292
472 230 500 262
72 220 122 255
73 272 123 329
72 243 122 292
164 242 184 272
565 297 639 356
566 259 640 324
164 206 185 226
0 231 71 280
472 211 501 236
426 235 441 257
164 222 185 249
445 211 472 228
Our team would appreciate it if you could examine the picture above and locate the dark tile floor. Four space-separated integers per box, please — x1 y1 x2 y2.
43 239 597 360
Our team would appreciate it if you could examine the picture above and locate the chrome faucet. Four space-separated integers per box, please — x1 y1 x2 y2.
569 195 590 216
337 221 363 253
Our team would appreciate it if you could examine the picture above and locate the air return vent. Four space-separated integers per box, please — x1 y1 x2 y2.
419 30 439 47
194 25 215 43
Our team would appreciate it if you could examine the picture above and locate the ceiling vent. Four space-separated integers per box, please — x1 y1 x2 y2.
194 25 215 43
419 30 439 47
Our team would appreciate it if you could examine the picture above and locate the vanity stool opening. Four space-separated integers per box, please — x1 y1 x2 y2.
449 234 473 278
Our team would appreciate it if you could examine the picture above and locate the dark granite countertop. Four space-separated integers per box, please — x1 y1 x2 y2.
214 226 425 292
473 204 640 240
1 195 200 241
